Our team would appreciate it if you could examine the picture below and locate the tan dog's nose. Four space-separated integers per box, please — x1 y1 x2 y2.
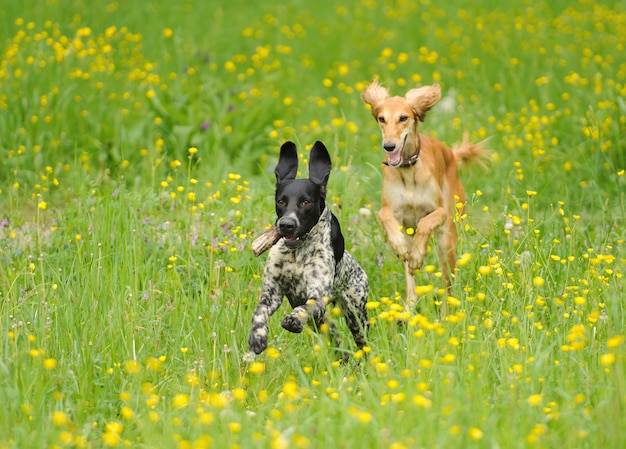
383 142 396 152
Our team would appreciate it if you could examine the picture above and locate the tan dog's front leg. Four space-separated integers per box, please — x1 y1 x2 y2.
410 207 448 272
378 206 411 261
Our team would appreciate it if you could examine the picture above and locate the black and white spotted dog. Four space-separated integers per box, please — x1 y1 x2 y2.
248 141 369 359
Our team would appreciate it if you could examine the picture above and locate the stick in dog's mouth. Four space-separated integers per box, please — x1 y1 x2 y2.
251 207 330 256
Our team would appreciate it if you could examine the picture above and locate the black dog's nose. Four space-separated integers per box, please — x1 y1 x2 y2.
383 142 396 152
278 217 298 235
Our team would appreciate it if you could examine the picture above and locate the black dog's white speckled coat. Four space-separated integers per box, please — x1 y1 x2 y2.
248 141 369 358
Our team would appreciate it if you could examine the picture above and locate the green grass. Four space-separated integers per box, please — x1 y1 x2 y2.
1 0 625 447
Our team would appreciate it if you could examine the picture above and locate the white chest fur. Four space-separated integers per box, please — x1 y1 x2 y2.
383 167 443 229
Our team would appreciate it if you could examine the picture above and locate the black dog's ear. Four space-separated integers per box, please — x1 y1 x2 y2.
275 141 299 183
308 141 331 187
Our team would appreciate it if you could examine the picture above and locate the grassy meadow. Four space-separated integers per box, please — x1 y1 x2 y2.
1 0 625 447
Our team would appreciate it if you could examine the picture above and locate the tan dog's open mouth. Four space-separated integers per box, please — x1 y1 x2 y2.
386 135 408 167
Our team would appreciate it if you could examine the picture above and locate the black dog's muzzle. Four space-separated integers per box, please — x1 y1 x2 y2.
277 216 308 248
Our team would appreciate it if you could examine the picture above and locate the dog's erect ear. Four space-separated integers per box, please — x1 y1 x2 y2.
361 78 389 115
308 141 332 188
405 84 441 122
275 141 299 183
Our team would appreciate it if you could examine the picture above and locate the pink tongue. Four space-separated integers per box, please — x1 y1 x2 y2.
388 149 402 166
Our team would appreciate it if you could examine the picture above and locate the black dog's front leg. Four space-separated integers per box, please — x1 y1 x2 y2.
281 262 333 334
248 283 283 355
282 295 347 363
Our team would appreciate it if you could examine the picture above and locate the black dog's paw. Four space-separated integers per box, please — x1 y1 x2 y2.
281 315 304 333
248 327 269 354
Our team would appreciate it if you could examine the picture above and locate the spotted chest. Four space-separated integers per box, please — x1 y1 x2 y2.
264 210 338 309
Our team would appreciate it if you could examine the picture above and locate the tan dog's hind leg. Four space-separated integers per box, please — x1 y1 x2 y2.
435 219 458 289
379 205 417 312
404 261 417 313
434 223 458 318
411 207 449 318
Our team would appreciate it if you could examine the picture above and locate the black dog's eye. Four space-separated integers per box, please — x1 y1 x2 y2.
399 115 409 122
377 116 386 124
277 199 286 207
299 200 311 208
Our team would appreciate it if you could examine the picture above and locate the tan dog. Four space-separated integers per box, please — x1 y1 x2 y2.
361 78 488 314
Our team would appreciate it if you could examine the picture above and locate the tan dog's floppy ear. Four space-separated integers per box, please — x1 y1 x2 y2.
405 84 441 122
361 78 389 115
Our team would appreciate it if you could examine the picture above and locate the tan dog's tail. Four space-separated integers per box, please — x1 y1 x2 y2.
452 133 491 169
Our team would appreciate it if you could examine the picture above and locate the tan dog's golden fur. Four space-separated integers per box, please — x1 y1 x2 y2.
361 79 488 314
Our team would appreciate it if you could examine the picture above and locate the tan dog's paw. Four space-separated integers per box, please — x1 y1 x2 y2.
408 238 429 271
387 234 411 261
407 248 426 272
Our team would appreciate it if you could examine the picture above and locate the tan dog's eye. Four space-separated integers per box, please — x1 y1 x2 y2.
399 115 409 122
377 116 386 124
